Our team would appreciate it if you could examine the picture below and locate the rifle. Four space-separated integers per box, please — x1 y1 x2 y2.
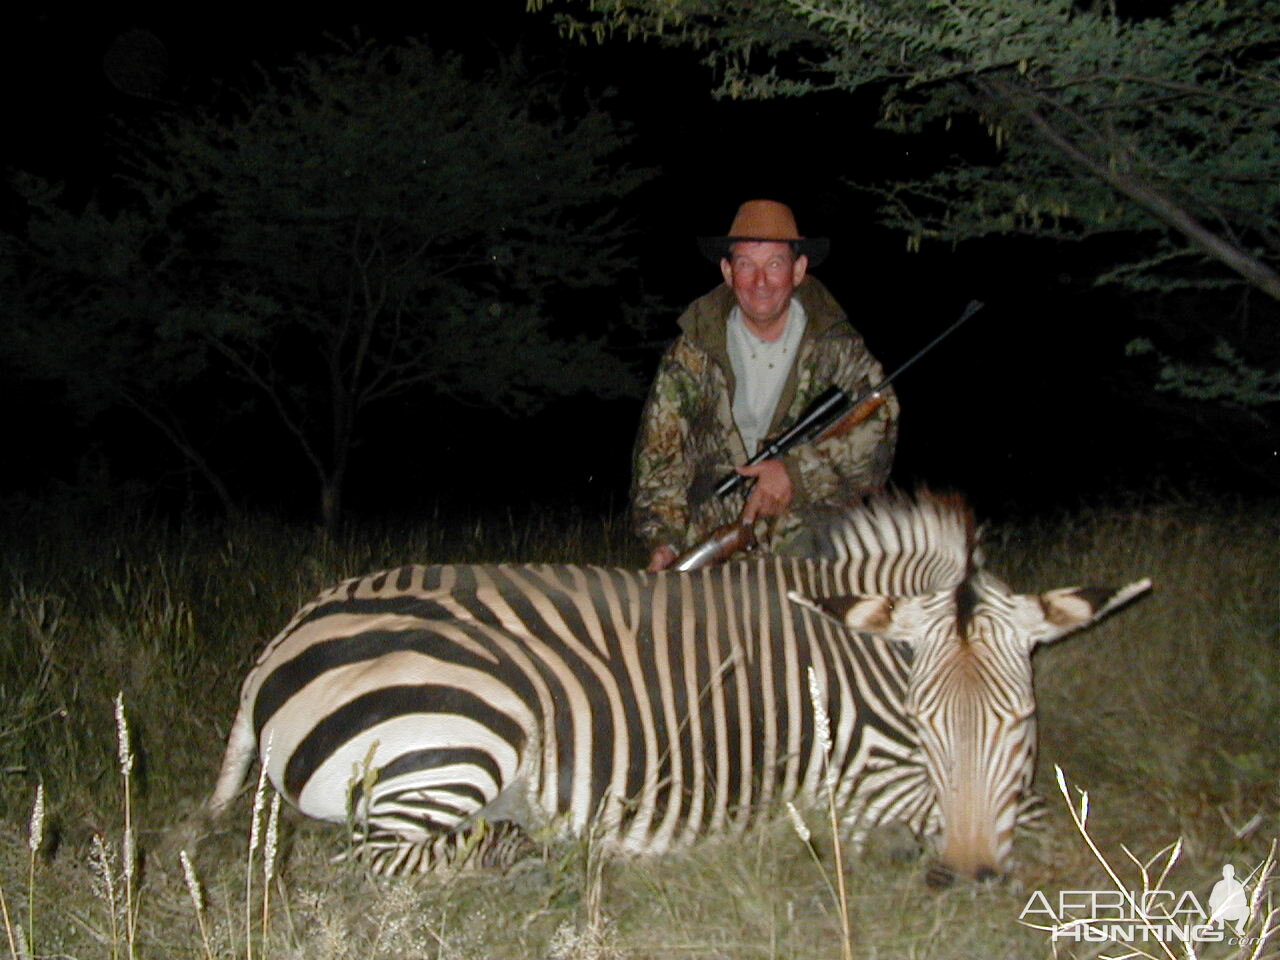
671 299 984 572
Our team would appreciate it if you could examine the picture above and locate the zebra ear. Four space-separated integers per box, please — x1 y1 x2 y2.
787 591 902 634
786 590 852 627
1031 578 1152 645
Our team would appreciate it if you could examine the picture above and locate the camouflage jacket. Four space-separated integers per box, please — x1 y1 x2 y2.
631 276 899 554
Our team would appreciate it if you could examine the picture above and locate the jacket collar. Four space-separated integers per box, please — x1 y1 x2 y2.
677 275 847 349
676 275 850 439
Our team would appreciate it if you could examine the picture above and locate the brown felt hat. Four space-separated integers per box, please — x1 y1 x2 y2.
697 199 830 267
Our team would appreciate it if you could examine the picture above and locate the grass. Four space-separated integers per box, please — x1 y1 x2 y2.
0 492 1275 958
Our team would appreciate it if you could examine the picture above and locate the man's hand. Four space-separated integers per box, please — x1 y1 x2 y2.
647 544 678 572
737 458 793 524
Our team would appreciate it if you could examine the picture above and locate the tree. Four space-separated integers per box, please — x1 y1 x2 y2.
536 0 1279 410
5 38 649 526
3 179 244 514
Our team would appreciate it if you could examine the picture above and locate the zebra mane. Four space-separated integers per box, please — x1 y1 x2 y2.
810 488 977 597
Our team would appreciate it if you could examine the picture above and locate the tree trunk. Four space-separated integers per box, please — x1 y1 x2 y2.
319 466 345 536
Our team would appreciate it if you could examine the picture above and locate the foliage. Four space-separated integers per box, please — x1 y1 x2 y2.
539 0 1278 295
1128 337 1280 407
3 37 649 526
534 0 1280 410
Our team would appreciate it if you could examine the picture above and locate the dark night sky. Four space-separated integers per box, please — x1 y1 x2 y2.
4 5 1271 522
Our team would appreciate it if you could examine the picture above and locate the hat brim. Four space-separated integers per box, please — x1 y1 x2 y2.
697 235 830 268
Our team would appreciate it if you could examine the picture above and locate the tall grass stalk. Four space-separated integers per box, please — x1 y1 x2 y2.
113 693 136 960
89 833 120 959
179 850 214 960
262 792 281 947
784 799 844 914
25 783 41 959
1040 765 1277 960
1043 765 1182 959
806 666 853 960
245 734 273 960
580 809 615 958
0 873 18 960
1242 846 1279 960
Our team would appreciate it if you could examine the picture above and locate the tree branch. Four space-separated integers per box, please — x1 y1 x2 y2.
118 392 237 514
979 76 1280 301
205 336 329 482
1043 73 1278 112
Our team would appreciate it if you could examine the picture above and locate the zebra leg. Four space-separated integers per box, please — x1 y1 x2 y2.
344 819 539 876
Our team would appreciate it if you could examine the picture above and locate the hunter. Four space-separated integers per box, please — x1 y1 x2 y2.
631 199 899 572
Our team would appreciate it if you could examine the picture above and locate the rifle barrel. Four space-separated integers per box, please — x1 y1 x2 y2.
712 385 850 498
710 300 984 501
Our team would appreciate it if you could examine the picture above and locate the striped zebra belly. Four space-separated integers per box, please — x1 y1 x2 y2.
254 640 536 835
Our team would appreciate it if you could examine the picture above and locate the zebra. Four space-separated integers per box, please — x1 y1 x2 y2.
206 491 1150 880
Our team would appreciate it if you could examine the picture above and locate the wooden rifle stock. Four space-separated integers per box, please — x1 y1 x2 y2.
816 390 888 442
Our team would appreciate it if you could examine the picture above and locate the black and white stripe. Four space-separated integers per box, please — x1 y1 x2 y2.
208 492 1149 878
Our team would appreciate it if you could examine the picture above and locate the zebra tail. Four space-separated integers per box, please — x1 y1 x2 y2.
206 704 258 817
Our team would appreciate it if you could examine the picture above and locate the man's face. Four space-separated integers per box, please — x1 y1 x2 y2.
720 241 808 330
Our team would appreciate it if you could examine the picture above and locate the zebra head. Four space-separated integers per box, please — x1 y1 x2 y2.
838 567 1151 883
798 493 1151 882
